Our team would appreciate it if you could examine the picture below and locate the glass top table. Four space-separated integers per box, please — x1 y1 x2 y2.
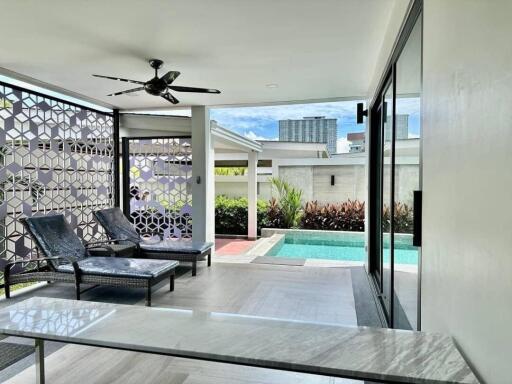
0 297 478 384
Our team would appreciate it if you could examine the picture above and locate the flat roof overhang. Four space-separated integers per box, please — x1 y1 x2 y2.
212 124 262 154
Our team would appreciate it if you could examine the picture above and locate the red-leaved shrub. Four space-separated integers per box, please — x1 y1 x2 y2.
301 200 365 232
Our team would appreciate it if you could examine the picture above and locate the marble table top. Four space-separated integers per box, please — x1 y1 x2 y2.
0 298 478 384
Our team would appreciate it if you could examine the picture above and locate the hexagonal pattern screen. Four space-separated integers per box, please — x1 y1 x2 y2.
126 137 192 239
0 83 114 283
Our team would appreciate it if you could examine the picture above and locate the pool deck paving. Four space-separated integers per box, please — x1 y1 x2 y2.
213 237 365 268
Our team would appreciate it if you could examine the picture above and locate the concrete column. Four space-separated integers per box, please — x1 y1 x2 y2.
247 151 258 240
191 106 214 243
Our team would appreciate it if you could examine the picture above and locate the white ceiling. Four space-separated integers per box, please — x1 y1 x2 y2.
1 0 395 110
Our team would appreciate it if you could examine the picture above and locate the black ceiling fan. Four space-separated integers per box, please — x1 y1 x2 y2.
93 59 220 104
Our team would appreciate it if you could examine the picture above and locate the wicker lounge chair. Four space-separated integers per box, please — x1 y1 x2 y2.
5 214 178 306
94 207 213 276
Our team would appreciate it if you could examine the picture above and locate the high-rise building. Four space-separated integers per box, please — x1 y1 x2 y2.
384 114 409 140
279 116 337 154
346 115 409 154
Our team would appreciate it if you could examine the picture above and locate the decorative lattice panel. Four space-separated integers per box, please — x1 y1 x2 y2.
0 83 114 282
126 137 192 239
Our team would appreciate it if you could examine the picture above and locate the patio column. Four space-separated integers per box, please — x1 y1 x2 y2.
247 150 258 240
191 106 215 243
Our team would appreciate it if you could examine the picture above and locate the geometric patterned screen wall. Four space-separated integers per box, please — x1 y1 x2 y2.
124 137 192 240
0 83 114 283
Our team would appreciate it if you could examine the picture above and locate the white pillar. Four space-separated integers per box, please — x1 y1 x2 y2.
191 106 214 243
247 151 258 240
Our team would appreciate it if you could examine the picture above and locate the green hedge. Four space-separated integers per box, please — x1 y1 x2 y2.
216 196 414 235
215 195 268 235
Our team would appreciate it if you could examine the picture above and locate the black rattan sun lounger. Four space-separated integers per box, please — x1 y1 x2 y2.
94 207 213 276
4 214 178 306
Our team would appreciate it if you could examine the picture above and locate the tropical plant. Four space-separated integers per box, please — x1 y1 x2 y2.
270 177 303 228
0 98 13 109
214 167 247 176
383 202 414 234
301 200 365 232
265 197 284 228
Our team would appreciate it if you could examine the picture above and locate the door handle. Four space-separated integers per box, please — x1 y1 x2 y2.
413 190 422 247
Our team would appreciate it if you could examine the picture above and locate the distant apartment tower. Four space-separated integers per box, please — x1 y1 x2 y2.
279 116 337 154
384 114 409 140
347 114 410 153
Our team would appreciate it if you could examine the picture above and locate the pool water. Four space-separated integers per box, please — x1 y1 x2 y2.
269 239 418 265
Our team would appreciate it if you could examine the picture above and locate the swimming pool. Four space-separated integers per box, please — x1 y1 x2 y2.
263 229 418 265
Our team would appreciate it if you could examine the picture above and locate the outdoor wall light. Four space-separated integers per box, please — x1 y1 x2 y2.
331 175 335 186
356 102 368 124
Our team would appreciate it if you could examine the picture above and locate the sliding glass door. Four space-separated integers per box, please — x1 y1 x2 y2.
393 15 422 330
369 5 422 330
381 79 394 317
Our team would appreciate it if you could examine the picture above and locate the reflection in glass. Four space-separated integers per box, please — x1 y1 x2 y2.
393 16 422 330
381 81 394 317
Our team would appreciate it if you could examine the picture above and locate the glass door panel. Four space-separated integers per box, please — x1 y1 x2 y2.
381 81 394 318
369 7 422 329
393 15 422 330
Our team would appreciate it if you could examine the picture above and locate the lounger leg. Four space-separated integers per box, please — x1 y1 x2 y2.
75 282 80 301
145 282 152 307
170 273 175 292
35 338 45 384
4 282 10 299
207 250 211 267
4 267 10 299
192 260 197 276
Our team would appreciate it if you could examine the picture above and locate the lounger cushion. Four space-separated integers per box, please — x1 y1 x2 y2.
94 208 140 244
140 240 213 254
22 215 87 267
56 257 178 279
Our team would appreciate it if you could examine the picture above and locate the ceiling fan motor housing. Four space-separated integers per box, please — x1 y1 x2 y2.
149 59 164 70
144 77 168 96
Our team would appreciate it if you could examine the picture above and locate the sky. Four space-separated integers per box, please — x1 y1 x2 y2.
210 99 421 153
211 100 364 153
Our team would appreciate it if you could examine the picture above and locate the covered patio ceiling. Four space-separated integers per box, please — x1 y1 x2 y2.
1 0 396 110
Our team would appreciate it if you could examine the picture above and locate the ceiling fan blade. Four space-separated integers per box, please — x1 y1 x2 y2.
169 85 221 94
161 71 181 84
93 74 145 85
107 87 144 96
162 92 179 104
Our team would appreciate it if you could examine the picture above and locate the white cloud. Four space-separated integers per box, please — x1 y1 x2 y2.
337 137 350 154
244 131 269 141
211 100 364 122
209 100 365 138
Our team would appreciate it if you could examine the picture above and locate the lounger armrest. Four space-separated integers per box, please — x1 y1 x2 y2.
85 238 139 252
140 231 163 240
85 239 120 247
85 244 115 256
4 256 75 278
5 256 61 267
109 238 139 247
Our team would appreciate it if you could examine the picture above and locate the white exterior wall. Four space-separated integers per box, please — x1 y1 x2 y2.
421 2 512 382
215 164 417 206
280 165 364 204
215 175 272 201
